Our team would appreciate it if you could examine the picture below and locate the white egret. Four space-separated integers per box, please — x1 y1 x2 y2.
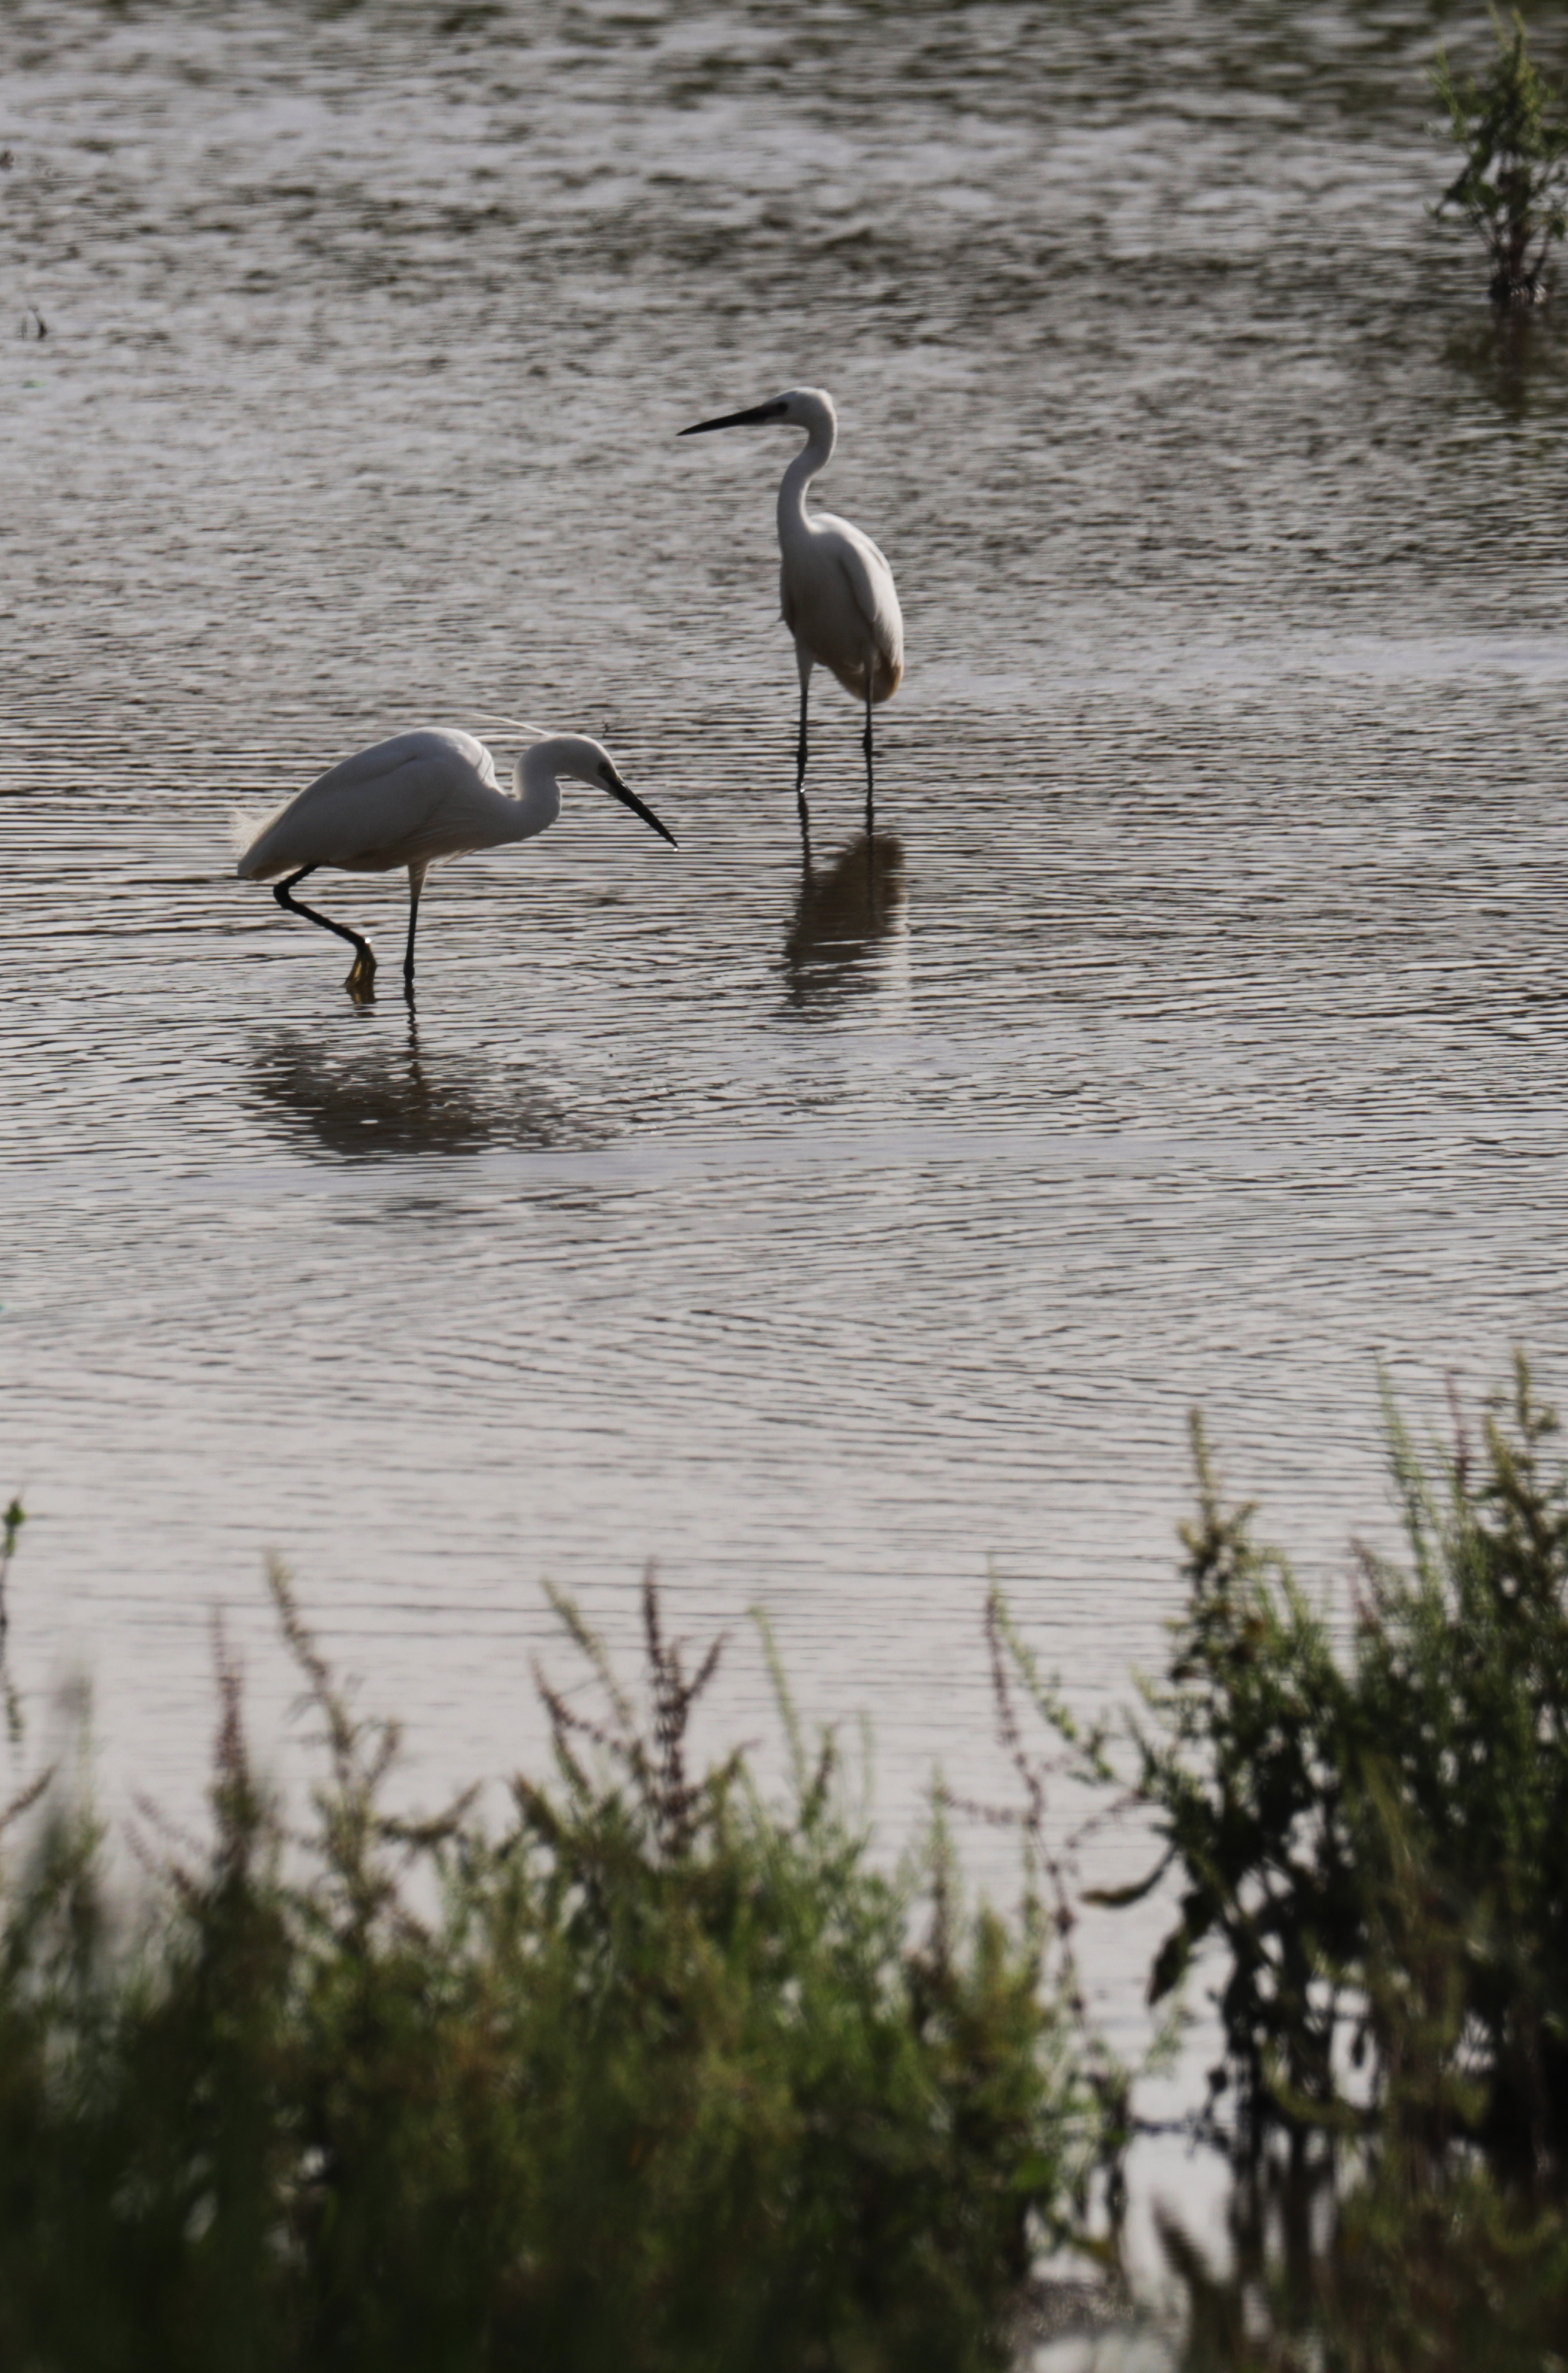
680 386 903 858
235 725 674 998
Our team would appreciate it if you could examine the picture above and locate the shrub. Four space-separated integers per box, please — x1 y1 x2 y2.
1433 13 1568 303
1034 1357 1568 2175
1169 2156 1568 2372
0 1567 1107 2372
1008 1356 1568 2365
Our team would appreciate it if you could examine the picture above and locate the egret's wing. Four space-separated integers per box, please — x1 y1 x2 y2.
238 730 495 879
823 517 904 672
316 727 499 791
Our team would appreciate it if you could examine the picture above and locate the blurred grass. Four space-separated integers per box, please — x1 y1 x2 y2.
0 1561 1110 2373
12 1349 1568 2366
1005 1353 1568 2367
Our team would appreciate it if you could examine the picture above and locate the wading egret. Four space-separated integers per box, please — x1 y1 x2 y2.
235 725 674 999
680 387 903 859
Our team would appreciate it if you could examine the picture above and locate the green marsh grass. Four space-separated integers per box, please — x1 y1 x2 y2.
1008 1355 1568 2367
12 1350 1568 2367
0 1563 1110 2373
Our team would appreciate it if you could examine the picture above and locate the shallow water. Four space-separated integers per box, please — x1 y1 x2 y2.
4 0 1568 2057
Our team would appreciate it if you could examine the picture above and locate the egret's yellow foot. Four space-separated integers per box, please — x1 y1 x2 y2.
344 945 377 1001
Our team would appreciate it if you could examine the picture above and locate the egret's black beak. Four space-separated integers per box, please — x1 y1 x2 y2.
607 773 677 848
679 399 790 435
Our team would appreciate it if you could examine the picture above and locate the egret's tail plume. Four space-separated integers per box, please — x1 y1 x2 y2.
233 798 297 881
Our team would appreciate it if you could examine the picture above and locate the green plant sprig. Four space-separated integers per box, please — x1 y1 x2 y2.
1433 12 1568 301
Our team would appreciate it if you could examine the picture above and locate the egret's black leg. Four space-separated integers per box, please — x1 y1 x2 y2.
275 867 376 995
403 865 426 997
862 660 876 845
794 648 813 869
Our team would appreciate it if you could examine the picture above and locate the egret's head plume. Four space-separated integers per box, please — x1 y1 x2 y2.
471 711 552 743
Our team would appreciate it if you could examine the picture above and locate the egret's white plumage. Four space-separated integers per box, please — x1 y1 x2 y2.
236 726 674 998
680 385 903 854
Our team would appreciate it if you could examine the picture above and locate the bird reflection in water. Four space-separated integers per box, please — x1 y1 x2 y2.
784 832 906 1011
250 1015 575 1161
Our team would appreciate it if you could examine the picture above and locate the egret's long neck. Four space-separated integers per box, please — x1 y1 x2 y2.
507 742 566 841
777 414 836 548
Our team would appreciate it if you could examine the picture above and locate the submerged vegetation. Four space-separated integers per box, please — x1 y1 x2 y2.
1433 12 1568 303
7 1361 1568 2364
0 1495 22 1649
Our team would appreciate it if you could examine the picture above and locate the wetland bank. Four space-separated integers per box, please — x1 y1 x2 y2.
4 0 1568 2353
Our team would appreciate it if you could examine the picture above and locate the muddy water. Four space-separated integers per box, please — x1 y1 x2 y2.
4 0 1568 2055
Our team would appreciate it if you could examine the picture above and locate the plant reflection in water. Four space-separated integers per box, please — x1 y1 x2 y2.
1443 307 1564 424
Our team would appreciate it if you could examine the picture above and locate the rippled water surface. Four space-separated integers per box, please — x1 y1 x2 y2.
4 0 1568 2035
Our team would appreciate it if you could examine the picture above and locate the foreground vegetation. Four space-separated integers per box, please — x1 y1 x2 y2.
7 1357 1568 2366
1054 1354 1568 2368
0 1568 1111 2373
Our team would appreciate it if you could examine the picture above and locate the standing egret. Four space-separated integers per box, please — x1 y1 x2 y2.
235 725 674 999
680 387 903 860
